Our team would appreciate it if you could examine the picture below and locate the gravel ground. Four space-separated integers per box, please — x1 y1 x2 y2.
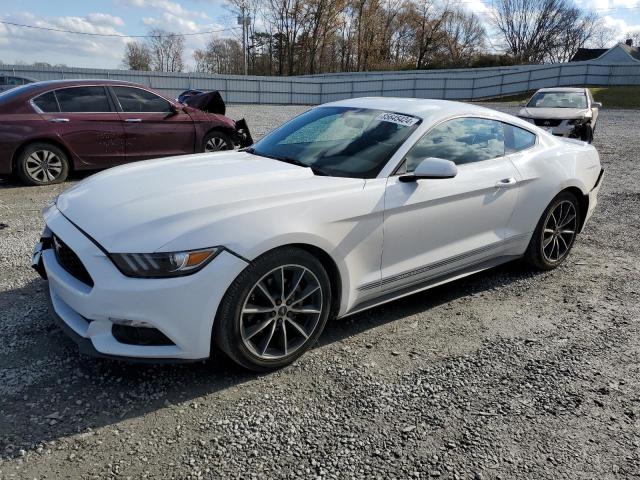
0 103 639 480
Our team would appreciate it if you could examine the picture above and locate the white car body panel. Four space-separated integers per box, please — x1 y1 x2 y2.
37 97 603 360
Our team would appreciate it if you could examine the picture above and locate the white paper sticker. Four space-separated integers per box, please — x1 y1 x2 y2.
376 112 419 126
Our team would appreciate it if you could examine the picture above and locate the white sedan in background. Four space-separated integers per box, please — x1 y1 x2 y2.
33 97 604 371
518 87 601 143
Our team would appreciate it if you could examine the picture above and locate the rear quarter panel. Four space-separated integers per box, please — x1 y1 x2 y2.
508 135 601 237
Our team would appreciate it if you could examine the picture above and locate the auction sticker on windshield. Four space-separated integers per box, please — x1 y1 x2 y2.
376 112 420 126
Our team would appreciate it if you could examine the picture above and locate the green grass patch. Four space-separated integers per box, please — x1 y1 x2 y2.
481 86 640 109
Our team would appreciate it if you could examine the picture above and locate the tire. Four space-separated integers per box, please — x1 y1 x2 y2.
214 247 332 371
16 142 69 186
582 124 594 143
202 131 233 152
524 191 581 270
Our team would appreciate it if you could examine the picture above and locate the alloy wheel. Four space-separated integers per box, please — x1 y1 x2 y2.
542 200 577 263
25 150 63 183
240 264 323 360
205 136 228 152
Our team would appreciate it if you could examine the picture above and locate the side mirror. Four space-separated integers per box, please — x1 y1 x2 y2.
399 158 458 183
168 104 181 116
592 102 602 109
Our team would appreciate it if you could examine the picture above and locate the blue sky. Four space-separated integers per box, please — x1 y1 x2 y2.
0 0 639 70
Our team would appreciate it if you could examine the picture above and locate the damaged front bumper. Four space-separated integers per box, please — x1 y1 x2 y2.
234 118 254 148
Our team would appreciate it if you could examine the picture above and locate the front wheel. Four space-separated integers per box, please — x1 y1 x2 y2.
214 247 332 371
203 131 233 152
524 192 580 270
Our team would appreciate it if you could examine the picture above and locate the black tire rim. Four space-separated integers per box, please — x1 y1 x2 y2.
542 200 577 263
240 264 323 360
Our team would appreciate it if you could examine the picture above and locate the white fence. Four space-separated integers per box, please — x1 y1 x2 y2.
2 61 639 105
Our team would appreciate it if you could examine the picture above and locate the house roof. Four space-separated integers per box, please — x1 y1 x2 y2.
620 43 640 61
570 48 608 62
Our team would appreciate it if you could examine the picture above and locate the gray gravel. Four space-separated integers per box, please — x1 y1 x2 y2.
0 103 639 480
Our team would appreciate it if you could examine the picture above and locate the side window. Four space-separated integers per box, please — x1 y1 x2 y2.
113 86 172 113
32 91 59 113
55 86 111 112
504 124 536 154
404 117 505 171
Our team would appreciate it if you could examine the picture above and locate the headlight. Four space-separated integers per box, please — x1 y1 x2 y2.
568 118 588 125
110 248 221 278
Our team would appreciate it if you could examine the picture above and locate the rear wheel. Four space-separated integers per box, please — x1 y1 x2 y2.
16 143 69 186
214 247 331 371
203 131 233 152
524 192 580 270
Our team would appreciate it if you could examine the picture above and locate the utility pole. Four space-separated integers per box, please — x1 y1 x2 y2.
237 2 250 76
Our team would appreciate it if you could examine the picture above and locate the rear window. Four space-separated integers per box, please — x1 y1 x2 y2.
55 86 111 113
32 91 59 113
505 124 536 153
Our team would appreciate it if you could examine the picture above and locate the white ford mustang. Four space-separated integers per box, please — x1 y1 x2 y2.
33 97 604 370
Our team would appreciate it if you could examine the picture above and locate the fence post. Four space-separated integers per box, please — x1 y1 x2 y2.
558 65 563 87
319 80 323 105
471 76 475 100
381 78 384 97
443 77 447 99
413 77 417 98
526 69 532 92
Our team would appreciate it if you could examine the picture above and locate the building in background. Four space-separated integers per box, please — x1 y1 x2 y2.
571 40 640 64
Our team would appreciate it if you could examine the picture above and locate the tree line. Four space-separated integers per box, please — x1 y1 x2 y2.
123 0 626 75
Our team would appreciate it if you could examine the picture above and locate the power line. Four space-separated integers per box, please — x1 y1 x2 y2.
0 20 240 38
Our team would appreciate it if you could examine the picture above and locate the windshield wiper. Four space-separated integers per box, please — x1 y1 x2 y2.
244 148 329 176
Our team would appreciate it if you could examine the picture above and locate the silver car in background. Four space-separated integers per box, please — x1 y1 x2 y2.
518 87 601 143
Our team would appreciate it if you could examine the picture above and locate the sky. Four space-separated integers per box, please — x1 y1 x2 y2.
0 0 639 70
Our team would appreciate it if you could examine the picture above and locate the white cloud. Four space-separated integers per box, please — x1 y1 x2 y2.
0 12 128 67
117 0 210 20
602 15 640 36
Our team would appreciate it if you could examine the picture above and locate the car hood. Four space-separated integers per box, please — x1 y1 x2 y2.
55 152 364 253
518 107 591 119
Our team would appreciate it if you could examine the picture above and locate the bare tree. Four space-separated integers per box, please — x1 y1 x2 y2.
194 38 244 74
122 41 152 71
147 29 185 72
588 22 617 48
547 11 599 63
440 9 486 67
490 0 595 63
625 30 640 46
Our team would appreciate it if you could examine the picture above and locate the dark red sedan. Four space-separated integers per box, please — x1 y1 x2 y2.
0 80 252 185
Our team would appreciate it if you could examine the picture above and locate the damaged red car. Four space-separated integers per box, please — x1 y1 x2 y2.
0 80 253 185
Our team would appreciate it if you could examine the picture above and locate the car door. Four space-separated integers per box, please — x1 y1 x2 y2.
110 86 195 162
380 117 520 293
35 86 126 167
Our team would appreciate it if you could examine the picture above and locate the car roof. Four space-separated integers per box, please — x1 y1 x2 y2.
323 97 527 125
535 87 587 93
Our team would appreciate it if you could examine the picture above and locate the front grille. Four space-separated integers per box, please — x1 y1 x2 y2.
533 119 562 127
53 235 94 287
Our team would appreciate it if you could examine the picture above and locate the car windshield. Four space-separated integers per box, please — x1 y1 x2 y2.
527 91 587 109
248 106 421 178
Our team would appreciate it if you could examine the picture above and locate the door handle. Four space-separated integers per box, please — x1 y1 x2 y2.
495 177 518 188
48 118 69 123
125 118 142 123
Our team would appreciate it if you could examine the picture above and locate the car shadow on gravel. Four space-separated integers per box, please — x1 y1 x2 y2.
0 261 543 458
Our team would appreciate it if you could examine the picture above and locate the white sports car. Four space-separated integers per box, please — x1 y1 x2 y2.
32 98 604 370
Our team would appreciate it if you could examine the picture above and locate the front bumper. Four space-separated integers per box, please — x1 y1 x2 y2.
34 206 249 361
520 118 590 138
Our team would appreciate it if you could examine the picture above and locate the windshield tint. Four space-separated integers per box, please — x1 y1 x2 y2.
250 106 420 178
527 92 587 109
